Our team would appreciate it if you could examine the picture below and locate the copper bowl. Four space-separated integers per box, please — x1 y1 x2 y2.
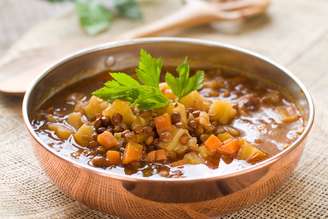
22 38 314 218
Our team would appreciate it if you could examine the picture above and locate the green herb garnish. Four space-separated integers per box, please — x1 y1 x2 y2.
165 58 204 99
113 0 143 19
76 0 113 35
93 49 168 110
93 49 204 110
48 0 142 35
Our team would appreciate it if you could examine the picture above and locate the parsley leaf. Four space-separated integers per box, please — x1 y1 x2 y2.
75 0 112 35
113 0 143 19
93 50 204 110
165 58 204 99
135 86 169 109
136 49 163 87
93 49 169 110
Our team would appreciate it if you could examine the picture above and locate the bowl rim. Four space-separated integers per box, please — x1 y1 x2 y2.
22 37 315 183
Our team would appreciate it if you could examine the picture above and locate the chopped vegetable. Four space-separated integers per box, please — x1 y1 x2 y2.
48 123 74 140
184 152 203 164
179 91 209 111
74 124 94 146
161 128 190 155
102 100 136 125
106 150 121 165
238 141 267 163
122 142 143 164
154 113 173 134
209 100 236 124
67 112 84 129
97 131 119 149
217 132 233 142
204 135 222 153
218 138 241 156
84 96 108 120
146 149 167 163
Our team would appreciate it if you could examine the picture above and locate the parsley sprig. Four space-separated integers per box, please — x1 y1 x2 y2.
93 49 204 110
93 49 168 110
165 58 204 99
48 0 142 35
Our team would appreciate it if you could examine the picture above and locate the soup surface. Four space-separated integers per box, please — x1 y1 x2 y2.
32 52 304 178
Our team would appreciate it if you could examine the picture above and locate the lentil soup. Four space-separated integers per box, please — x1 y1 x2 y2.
31 52 304 179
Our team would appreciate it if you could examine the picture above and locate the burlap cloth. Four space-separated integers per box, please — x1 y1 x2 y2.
0 0 328 218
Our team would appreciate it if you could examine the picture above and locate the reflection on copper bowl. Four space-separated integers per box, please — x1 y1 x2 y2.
22 38 314 218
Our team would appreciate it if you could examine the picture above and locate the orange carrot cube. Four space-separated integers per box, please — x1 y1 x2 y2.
204 135 222 153
154 113 172 134
122 142 143 164
106 151 121 164
218 138 241 156
97 131 119 149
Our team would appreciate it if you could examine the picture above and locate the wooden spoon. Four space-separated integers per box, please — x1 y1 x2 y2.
120 0 271 39
0 0 270 95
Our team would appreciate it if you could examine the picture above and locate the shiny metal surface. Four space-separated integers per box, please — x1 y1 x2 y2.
22 38 314 218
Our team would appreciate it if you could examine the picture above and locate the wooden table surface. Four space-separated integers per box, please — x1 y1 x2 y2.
0 0 327 218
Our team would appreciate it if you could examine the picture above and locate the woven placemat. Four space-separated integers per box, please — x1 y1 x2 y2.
1 0 328 218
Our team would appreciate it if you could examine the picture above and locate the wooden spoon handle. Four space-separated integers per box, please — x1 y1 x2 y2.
119 1 219 39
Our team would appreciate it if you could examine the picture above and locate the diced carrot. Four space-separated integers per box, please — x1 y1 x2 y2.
146 151 157 162
106 151 121 164
155 149 167 161
204 135 222 153
218 138 241 156
97 131 119 149
146 149 167 163
122 142 143 164
154 113 172 134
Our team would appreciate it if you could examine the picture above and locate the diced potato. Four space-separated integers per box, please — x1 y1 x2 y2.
102 100 136 125
122 142 143 164
106 151 121 165
217 132 233 142
172 103 187 127
67 112 83 129
159 82 176 100
183 152 203 164
179 91 209 111
199 145 214 158
97 131 119 149
209 100 236 124
154 113 173 134
74 124 94 146
131 117 146 130
198 111 210 128
48 123 74 140
204 135 222 153
160 128 189 154
84 96 108 120
218 138 241 156
238 141 267 163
